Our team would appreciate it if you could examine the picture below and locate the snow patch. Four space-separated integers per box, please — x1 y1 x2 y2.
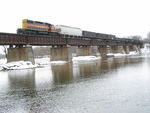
50 61 68 65
141 44 150 53
113 53 127 57
0 58 7 64
35 57 68 65
0 61 37 71
72 56 101 61
106 53 114 57
35 57 50 65
128 51 138 55
107 51 139 57
35 57 68 66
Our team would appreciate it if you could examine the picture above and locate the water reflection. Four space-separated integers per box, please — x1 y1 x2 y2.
0 71 8 93
51 63 73 84
73 61 101 79
8 69 35 90
7 69 38 99
50 56 144 85
2 56 146 90
0 69 37 113
35 66 53 89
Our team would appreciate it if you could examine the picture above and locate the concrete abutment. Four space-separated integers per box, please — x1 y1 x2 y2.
50 46 72 62
7 47 35 64
111 46 125 54
123 46 130 54
98 46 112 57
75 46 100 57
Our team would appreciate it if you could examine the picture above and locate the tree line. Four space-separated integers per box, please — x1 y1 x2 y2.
125 31 150 41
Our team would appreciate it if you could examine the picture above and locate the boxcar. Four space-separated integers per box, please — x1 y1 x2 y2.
82 31 97 38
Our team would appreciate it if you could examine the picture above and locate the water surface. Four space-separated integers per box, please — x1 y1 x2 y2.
0 54 150 113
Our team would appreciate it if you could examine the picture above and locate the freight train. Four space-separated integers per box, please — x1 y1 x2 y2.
17 19 116 39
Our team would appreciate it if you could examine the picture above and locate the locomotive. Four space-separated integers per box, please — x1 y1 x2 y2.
17 19 116 39
17 19 58 35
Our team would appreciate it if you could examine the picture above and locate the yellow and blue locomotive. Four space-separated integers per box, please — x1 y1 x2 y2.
17 19 58 35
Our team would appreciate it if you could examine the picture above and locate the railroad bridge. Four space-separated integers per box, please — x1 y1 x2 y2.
0 32 143 63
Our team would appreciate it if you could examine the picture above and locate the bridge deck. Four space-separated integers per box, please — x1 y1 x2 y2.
0 32 142 46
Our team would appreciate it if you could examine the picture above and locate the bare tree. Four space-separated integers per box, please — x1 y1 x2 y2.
127 35 142 40
146 32 150 41
3 45 7 58
142 32 150 42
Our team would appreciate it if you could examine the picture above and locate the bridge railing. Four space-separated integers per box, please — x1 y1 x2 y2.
0 33 26 45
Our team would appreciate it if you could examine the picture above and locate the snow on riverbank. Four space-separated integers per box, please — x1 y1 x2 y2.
50 61 68 65
0 61 37 71
72 56 101 61
35 57 50 65
141 44 150 53
35 57 67 65
106 52 138 57
0 58 7 64
0 59 68 71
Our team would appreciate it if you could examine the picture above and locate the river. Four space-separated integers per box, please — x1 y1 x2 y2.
0 53 150 113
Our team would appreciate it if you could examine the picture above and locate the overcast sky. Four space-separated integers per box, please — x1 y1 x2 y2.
0 0 150 38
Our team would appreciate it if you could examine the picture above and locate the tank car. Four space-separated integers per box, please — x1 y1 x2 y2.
55 25 82 36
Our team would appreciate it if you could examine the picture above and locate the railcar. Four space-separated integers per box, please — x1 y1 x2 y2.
96 33 116 39
17 19 58 35
55 25 82 36
82 31 97 38
82 31 116 39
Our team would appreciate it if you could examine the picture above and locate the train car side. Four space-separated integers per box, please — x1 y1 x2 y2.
82 31 97 38
55 25 82 36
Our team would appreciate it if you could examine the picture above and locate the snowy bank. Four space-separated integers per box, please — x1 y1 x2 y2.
0 61 37 71
72 56 101 61
141 44 150 53
107 53 127 57
50 61 68 65
107 51 139 57
35 57 68 66
0 58 7 65
35 57 51 65
128 51 139 55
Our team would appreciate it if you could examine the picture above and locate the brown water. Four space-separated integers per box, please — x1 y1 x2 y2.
0 53 150 113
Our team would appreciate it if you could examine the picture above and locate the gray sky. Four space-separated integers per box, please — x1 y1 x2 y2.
0 0 150 38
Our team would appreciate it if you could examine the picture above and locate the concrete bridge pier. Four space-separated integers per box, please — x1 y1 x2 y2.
129 45 135 51
76 46 92 56
74 46 100 57
129 45 140 53
98 46 112 57
91 46 101 56
111 46 125 54
135 45 141 53
7 46 35 64
50 46 72 62
138 45 142 53
123 46 130 54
